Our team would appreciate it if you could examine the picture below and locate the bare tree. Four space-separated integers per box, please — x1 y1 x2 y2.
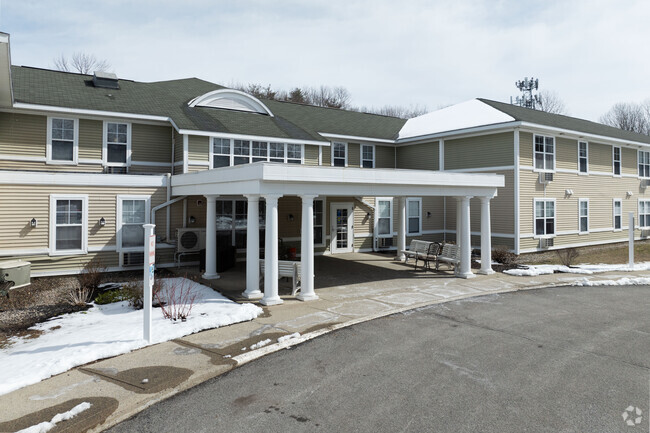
600 102 650 135
536 90 567 115
360 104 428 119
53 52 111 74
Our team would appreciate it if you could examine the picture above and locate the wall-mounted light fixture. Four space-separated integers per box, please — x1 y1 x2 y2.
99 217 106 227
30 218 37 228
426 211 432 218
288 214 294 222
564 189 573 196
189 215 196 224
627 191 634 197
366 212 371 219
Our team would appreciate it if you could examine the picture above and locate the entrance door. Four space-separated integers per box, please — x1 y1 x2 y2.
330 203 354 253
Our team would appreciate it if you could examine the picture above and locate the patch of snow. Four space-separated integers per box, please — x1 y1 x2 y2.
249 339 272 350
278 332 301 343
0 278 262 396
572 277 650 287
398 99 515 140
504 262 650 277
17 402 91 433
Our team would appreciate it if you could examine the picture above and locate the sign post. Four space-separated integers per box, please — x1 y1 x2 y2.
629 212 634 269
143 224 156 343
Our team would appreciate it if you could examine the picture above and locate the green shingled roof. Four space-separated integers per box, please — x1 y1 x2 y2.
10 66 405 142
479 98 650 145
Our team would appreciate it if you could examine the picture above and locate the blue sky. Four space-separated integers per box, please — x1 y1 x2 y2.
2 0 650 121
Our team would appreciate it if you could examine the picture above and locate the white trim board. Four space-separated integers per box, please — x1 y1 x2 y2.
0 171 167 187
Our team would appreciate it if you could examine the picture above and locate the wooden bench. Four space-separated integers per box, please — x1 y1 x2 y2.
401 240 433 269
435 244 461 274
259 259 302 296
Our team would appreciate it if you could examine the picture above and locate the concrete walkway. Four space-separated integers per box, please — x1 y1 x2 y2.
0 253 647 432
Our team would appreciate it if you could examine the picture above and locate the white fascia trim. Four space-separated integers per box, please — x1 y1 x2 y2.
0 171 167 187
79 158 103 165
188 160 211 167
11 102 177 128
182 134 189 174
0 248 50 257
353 232 374 238
318 132 395 145
519 122 650 148
395 121 521 145
88 245 117 252
177 129 327 147
443 230 516 238
514 129 520 254
444 165 515 173
519 236 641 253
0 154 46 162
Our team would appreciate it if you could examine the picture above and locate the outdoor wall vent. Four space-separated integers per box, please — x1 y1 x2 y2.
93 71 119 89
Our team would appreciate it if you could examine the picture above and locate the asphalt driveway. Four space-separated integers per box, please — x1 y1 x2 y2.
107 284 650 432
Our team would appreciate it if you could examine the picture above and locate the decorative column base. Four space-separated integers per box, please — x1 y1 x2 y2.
260 296 283 306
241 290 263 300
296 292 319 302
478 268 495 275
458 271 477 279
202 272 220 280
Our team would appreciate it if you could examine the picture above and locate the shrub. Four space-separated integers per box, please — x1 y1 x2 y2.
556 248 579 267
122 282 144 309
492 246 519 265
68 287 93 306
94 289 127 305
155 278 198 322
77 258 106 293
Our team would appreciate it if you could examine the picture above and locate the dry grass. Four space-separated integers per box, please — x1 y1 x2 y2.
519 240 650 265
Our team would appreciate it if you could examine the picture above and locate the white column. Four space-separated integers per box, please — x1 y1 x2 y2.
298 195 318 301
261 194 283 306
459 196 475 279
455 197 462 245
243 195 262 299
202 195 219 280
397 197 406 261
479 196 495 275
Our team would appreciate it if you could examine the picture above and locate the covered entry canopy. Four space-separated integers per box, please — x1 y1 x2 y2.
171 163 504 305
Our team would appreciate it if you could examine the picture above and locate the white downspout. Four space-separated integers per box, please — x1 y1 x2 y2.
152 195 187 237
165 173 171 241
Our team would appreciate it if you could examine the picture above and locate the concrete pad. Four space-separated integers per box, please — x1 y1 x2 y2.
372 291 443 306
273 311 344 332
252 302 333 326
418 285 483 299
180 321 284 349
326 299 395 318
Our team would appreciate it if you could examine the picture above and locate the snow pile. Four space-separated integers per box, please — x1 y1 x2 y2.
0 278 262 396
17 402 91 433
249 339 272 350
572 277 650 287
278 332 301 343
504 262 650 277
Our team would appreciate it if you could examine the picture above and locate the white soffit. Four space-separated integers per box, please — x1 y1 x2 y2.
398 99 515 140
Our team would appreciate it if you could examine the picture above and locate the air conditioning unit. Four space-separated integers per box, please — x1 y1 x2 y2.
104 166 128 174
123 252 144 267
538 172 553 184
539 237 554 249
378 237 393 248
641 179 650 189
0 260 31 289
177 228 206 253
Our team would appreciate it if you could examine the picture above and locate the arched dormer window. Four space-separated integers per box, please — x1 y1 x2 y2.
188 89 274 116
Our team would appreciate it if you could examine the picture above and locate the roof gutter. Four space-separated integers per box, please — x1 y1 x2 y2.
318 132 396 144
177 129 328 146
518 121 650 148
395 121 522 145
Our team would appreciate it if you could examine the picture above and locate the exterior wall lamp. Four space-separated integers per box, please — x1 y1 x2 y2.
426 211 432 218
99 217 106 227
30 218 37 228
288 214 294 222
189 215 196 224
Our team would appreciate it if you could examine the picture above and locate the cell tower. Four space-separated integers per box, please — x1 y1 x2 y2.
511 77 539 109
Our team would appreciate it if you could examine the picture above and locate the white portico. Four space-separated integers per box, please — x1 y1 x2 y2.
172 163 504 304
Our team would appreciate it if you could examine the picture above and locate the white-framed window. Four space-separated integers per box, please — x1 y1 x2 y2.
117 196 150 252
639 200 650 228
332 142 347 167
579 199 589 233
103 121 131 166
210 139 303 167
46 117 78 164
578 141 588 174
613 199 622 231
216 199 266 249
314 198 325 247
534 198 555 236
534 134 555 172
212 138 231 168
406 197 422 235
613 146 621 176
361 145 375 168
376 197 393 238
639 150 650 178
49 194 88 255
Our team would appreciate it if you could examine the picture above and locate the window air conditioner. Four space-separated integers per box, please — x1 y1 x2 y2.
176 228 206 253
641 179 650 189
104 166 128 174
123 252 144 267
378 237 393 248
539 237 554 249
538 172 553 184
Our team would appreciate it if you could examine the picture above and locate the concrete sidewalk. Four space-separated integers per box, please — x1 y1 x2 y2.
0 255 647 432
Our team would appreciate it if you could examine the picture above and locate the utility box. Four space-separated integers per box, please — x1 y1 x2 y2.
0 260 31 289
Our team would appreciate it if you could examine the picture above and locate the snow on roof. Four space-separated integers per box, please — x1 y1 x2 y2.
397 99 516 140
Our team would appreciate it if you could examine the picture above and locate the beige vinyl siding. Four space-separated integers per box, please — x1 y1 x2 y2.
278 196 302 238
0 160 100 172
348 143 360 167
78 119 102 160
322 146 331 166
396 141 438 170
187 164 208 173
422 196 444 232
354 236 373 251
622 147 638 176
0 112 46 157
304 145 319 166
131 124 173 164
445 133 513 170
588 142 611 173
129 165 171 174
174 131 184 164
188 135 209 161
519 132 533 167
555 137 576 170
354 197 374 235
170 200 186 239
0 184 167 253
24 251 119 274
375 145 395 168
